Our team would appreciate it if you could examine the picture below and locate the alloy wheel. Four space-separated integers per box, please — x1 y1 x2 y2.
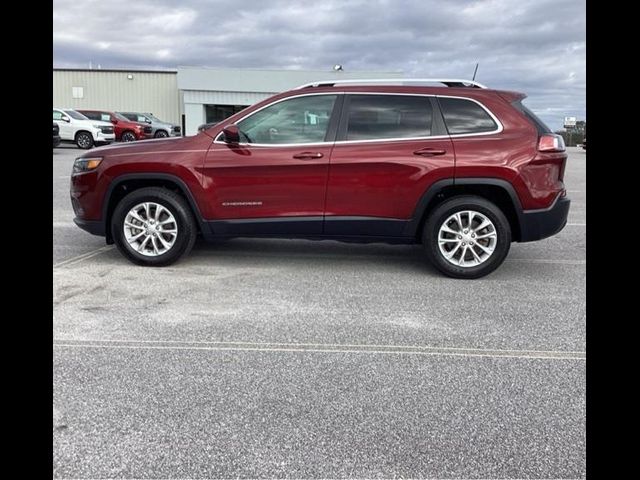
123 202 178 257
437 210 497 267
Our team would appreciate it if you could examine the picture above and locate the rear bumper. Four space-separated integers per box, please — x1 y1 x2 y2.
73 217 105 237
519 197 571 242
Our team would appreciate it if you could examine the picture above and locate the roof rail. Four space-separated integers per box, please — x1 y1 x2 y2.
294 78 488 89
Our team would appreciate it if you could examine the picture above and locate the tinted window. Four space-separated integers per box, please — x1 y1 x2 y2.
346 95 433 141
237 95 337 144
439 97 498 135
81 111 100 120
64 110 88 120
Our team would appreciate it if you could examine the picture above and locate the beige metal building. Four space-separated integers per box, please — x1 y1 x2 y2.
54 67 403 136
53 68 181 125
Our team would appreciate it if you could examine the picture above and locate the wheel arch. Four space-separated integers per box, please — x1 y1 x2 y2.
74 129 94 140
102 173 207 243
405 178 525 242
121 129 136 139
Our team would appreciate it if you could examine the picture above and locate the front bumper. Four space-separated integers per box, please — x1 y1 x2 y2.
94 132 115 143
53 135 61 147
519 196 571 242
73 217 105 237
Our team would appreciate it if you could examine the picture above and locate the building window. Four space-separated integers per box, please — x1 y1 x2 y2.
72 86 84 99
205 104 247 124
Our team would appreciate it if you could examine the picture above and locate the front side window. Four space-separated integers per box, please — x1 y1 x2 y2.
53 110 64 120
346 95 433 141
236 95 337 144
439 97 498 135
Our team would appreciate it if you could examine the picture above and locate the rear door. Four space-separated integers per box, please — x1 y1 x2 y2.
324 94 455 236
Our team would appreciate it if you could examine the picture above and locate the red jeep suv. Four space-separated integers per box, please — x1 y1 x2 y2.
70 79 569 278
77 110 153 142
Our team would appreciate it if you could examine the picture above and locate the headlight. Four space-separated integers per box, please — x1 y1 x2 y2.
73 157 103 174
93 124 104 130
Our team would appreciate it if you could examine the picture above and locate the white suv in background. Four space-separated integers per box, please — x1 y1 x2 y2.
52 108 115 149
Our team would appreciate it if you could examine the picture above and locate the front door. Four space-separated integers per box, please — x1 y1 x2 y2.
325 94 456 236
202 94 340 235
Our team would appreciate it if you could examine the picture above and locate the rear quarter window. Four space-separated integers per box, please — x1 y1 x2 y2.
438 97 498 135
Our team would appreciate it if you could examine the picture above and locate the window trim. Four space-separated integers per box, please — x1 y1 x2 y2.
213 91 503 147
336 94 446 143
436 95 503 137
213 92 341 147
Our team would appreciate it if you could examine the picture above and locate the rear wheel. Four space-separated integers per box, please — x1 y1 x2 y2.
75 131 94 149
111 187 197 266
121 131 137 142
423 196 511 279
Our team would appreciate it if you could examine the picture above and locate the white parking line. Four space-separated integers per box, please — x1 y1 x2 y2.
53 246 114 268
53 340 586 361
53 338 587 355
566 223 586 226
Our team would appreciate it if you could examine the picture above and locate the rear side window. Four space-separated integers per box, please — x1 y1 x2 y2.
439 97 498 135
510 100 552 135
346 95 433 141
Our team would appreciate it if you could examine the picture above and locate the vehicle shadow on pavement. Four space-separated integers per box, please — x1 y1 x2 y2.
185 238 438 274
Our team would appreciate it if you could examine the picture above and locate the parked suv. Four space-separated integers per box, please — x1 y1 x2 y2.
117 112 181 138
53 108 115 149
77 110 152 142
71 79 569 278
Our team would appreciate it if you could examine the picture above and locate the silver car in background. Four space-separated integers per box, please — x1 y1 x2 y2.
117 112 181 138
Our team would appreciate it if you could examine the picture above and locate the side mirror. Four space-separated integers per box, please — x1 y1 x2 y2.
222 125 240 144
61 116 70 123
112 119 118 124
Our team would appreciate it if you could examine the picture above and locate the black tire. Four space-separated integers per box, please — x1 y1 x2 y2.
121 131 137 142
422 195 511 279
75 131 94 149
154 130 169 138
111 187 197 266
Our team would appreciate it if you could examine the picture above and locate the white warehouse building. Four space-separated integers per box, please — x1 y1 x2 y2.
53 67 403 136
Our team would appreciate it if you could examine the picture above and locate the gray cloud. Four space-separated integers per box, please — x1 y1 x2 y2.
53 0 585 130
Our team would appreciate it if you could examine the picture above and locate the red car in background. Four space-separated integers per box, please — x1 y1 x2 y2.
77 110 153 142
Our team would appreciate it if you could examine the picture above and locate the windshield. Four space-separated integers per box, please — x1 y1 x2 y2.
114 112 130 122
145 113 162 122
64 110 89 120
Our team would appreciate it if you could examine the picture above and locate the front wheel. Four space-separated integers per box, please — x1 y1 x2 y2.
121 131 137 142
423 196 511 279
111 187 197 266
75 132 94 149
154 130 169 138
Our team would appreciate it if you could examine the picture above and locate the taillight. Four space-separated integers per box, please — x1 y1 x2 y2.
538 134 566 152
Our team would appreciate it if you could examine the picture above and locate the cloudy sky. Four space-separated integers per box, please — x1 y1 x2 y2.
53 0 585 130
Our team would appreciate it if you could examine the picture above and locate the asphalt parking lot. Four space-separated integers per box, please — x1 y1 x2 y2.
53 143 586 479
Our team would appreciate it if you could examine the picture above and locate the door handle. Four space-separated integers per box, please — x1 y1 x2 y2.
413 148 446 156
293 152 324 160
